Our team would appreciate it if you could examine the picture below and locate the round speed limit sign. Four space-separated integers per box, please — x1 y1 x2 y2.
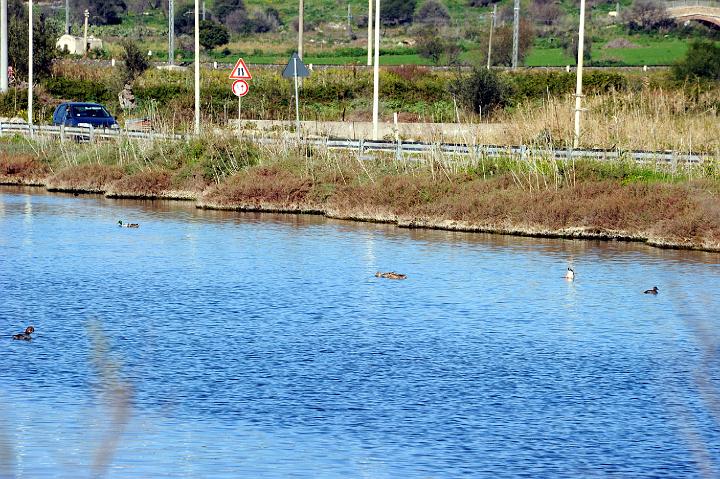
232 80 250 97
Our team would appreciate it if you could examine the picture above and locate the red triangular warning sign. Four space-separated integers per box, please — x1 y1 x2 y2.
229 58 252 80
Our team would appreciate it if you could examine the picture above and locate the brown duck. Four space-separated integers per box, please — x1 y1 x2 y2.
375 272 407 280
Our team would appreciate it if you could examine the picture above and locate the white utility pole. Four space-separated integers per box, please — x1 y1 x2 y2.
202 1 205 20
573 0 587 148
28 0 33 127
512 0 519 69
367 0 372 66
83 9 89 57
168 0 174 65
487 4 496 69
65 0 69 33
1 0 7 93
293 56 300 140
298 0 304 59
371 0 380 140
194 0 200 134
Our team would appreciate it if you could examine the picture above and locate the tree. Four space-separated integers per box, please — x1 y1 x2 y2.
76 0 127 26
121 40 150 83
673 40 720 81
483 19 535 67
622 0 675 33
199 20 230 49
381 0 417 26
418 33 461 64
8 0 61 82
449 68 510 115
531 0 563 26
415 0 451 27
174 3 194 35
213 0 245 23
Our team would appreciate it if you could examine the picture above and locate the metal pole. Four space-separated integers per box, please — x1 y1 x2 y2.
367 0 372 66
573 0 586 148
298 0 304 59
65 0 69 33
371 0 380 140
512 0 519 69
294 57 300 140
83 9 89 57
202 1 205 20
28 0 32 127
194 0 200 134
486 4 496 69
168 0 174 65
1 0 7 93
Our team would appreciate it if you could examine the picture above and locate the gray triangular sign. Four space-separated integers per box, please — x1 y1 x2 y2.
282 53 311 79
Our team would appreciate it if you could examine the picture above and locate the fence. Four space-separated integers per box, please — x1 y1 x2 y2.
0 121 709 165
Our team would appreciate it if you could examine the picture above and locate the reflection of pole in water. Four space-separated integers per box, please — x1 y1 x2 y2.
88 321 133 479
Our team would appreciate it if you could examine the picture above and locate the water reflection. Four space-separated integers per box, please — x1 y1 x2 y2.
1 186 719 478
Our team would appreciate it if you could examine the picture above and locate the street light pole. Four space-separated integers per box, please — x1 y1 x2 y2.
65 0 69 33
298 0 304 59
194 0 200 134
168 0 174 65
28 0 33 127
573 0 587 148
1 0 7 93
367 0 372 66
512 0 519 69
371 0 380 140
487 4 496 70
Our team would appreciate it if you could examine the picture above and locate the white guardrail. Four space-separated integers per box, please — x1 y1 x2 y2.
0 121 709 165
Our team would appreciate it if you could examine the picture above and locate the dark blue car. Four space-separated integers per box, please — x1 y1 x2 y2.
52 102 119 129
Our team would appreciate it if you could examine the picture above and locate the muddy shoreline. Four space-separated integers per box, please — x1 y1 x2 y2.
3 176 718 253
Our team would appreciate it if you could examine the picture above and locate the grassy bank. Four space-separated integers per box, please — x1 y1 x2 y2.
1 135 719 251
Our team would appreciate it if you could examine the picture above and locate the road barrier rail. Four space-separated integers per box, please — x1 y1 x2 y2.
0 121 710 165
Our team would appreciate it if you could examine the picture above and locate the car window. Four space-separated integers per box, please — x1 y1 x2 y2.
70 105 111 118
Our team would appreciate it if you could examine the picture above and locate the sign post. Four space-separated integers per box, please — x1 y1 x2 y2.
282 53 310 141
229 58 252 133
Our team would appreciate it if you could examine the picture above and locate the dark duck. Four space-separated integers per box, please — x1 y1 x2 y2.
12 326 34 341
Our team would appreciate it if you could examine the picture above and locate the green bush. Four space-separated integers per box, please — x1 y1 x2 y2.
43 77 113 104
450 68 510 115
673 40 720 82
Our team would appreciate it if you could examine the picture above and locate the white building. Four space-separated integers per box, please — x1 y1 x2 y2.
56 34 103 55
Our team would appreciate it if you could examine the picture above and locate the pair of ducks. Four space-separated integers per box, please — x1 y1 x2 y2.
118 221 140 228
565 267 659 295
12 326 34 341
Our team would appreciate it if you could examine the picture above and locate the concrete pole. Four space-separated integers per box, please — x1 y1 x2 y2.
83 9 89 57
298 0 304 59
371 0 380 140
202 1 205 20
65 0 69 33
1 0 7 93
367 0 372 66
294 57 300 140
486 4 496 70
28 0 32 126
194 0 200 134
512 0 519 69
168 0 174 65
573 0 586 149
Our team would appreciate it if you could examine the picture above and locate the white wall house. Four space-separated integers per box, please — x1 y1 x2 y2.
56 34 103 55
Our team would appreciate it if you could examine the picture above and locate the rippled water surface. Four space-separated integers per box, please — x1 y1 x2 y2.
1 186 719 478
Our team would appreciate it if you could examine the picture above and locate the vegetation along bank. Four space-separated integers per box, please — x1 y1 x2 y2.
1 135 718 252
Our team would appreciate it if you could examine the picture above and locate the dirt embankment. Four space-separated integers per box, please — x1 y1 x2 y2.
2 155 719 252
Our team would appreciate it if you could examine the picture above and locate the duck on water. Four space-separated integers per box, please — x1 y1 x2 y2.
12 326 34 341
375 272 407 280
118 221 140 228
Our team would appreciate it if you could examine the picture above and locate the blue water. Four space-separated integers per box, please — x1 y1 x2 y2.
1 186 719 478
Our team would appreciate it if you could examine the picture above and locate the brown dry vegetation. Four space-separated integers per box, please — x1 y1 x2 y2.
0 152 48 183
2 135 719 251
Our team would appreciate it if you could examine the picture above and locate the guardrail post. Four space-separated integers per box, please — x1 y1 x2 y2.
60 124 65 142
0 121 3 136
89 125 95 142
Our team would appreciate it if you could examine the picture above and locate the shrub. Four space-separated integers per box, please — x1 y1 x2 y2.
673 40 720 82
450 68 510 115
415 0 451 27
121 40 150 84
381 0 418 26
622 0 675 33
199 20 230 50
44 77 113 103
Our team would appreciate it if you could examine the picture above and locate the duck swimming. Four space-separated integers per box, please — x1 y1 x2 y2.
565 268 575 281
12 326 34 341
644 286 659 295
118 220 140 228
375 272 407 280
